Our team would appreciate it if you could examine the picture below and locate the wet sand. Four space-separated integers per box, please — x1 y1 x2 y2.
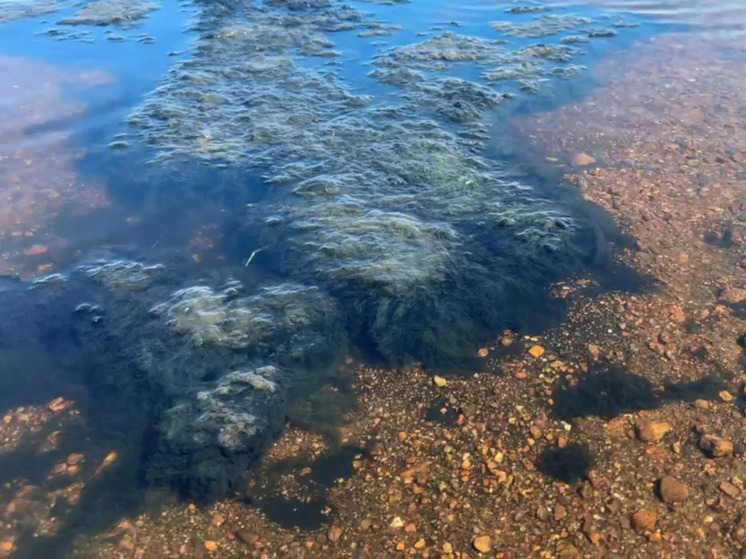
1 16 746 559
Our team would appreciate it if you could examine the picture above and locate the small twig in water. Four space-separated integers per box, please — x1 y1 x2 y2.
245 248 263 267
151 230 166 249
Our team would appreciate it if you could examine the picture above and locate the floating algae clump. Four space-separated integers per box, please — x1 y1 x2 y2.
57 0 159 27
127 0 630 369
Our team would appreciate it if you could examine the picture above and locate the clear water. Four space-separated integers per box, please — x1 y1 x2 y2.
0 0 741 555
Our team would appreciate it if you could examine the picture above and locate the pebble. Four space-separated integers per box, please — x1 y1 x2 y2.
327 525 343 542
528 345 545 358
24 244 48 256
235 530 259 546
699 434 733 458
204 541 218 552
48 397 73 412
433 375 447 387
659 476 690 503
720 481 740 498
390 517 404 529
572 152 596 166
67 453 84 466
632 510 658 532
694 399 710 410
635 419 672 443
473 535 491 553
554 504 567 521
477 348 489 358
719 391 734 402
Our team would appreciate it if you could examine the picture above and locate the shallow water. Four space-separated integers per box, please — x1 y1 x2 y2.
0 0 743 554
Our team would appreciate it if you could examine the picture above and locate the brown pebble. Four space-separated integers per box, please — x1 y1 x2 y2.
327 525 343 543
719 391 734 402
204 541 218 552
528 345 545 358
659 476 690 503
720 481 740 498
558 545 579 559
694 399 710 410
48 397 73 412
635 419 672 443
631 510 657 532
473 535 491 553
554 504 567 521
67 453 84 466
699 434 733 458
212 514 225 526
235 530 259 546
24 244 48 256
413 538 426 550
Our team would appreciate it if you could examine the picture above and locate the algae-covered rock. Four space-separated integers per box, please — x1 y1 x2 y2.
150 366 285 495
0 254 346 498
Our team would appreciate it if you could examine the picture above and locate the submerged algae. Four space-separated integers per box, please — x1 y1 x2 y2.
491 14 592 39
0 0 59 23
3 255 345 497
57 0 159 27
126 0 632 368
83 259 165 291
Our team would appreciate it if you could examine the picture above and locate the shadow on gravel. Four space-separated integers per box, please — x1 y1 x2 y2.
538 365 727 483
248 445 366 530
551 365 726 421
537 443 594 483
